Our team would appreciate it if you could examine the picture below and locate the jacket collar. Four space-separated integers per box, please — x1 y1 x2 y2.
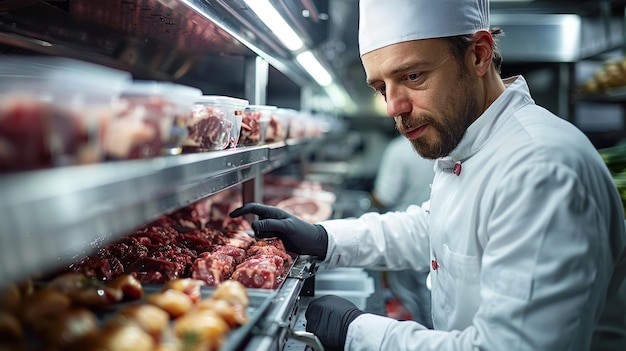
438 75 533 170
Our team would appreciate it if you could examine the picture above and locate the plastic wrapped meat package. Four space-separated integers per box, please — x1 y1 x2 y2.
0 57 131 172
238 105 275 147
183 95 249 151
105 81 202 159
286 110 307 140
265 108 295 143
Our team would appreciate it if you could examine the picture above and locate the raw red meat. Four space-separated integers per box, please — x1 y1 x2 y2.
246 244 293 266
223 230 256 250
0 97 96 172
65 196 295 289
265 114 286 143
184 106 231 151
231 254 286 289
238 110 262 146
190 252 236 286
213 245 247 265
127 256 185 284
104 96 170 160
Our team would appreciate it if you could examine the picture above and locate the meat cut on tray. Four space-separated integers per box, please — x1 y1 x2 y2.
66 199 295 290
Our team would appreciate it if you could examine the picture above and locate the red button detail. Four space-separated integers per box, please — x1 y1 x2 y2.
453 162 462 176
431 259 439 270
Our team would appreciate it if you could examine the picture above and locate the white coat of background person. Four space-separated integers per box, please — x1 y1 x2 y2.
371 135 435 213
371 135 435 328
230 0 626 350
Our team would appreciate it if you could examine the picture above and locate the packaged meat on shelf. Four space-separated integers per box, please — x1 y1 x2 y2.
105 81 202 160
264 108 289 144
0 57 265 174
238 105 275 147
183 96 249 152
0 56 131 173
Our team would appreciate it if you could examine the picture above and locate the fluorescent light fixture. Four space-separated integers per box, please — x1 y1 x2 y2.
325 83 347 107
296 51 333 86
244 0 303 51
559 15 581 62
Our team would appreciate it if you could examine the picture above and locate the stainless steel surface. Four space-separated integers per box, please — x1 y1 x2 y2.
286 330 324 351
264 139 308 173
491 13 582 63
0 0 337 110
244 276 305 350
288 255 320 280
0 142 321 286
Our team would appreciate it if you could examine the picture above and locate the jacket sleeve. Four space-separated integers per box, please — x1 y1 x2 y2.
344 162 618 350
318 203 431 272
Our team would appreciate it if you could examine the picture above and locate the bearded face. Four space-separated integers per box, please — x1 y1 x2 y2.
398 65 480 159
362 38 484 160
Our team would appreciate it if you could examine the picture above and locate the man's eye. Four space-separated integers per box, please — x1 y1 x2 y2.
377 85 386 96
407 73 420 81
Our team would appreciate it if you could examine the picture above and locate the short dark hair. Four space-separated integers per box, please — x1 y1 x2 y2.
445 28 504 74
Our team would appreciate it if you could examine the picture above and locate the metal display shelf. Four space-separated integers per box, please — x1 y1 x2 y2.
575 86 626 103
0 146 268 286
264 138 322 173
0 139 319 286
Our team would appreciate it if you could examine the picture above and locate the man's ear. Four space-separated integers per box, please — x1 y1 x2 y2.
470 30 493 77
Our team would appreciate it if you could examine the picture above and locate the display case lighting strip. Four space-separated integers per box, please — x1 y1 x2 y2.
296 50 333 86
243 0 304 51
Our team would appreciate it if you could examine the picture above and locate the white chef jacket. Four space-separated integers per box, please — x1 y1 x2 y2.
318 76 626 351
373 136 435 211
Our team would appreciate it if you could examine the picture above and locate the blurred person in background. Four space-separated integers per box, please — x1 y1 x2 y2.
231 0 626 350
371 135 434 214
371 135 435 327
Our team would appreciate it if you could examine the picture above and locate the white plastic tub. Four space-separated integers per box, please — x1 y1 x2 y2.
314 268 375 310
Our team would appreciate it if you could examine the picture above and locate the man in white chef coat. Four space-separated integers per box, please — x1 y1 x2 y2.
231 0 626 350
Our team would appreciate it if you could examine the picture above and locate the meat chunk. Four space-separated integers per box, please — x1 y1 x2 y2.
190 252 236 287
246 244 293 266
231 255 285 289
213 245 246 265
184 106 232 151
238 109 263 146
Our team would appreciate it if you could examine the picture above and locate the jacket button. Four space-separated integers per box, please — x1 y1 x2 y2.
431 259 439 270
453 162 462 176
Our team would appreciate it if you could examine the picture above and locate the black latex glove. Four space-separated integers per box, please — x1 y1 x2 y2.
305 295 365 351
229 202 329 259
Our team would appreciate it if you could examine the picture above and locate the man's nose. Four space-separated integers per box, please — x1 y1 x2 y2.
385 86 412 118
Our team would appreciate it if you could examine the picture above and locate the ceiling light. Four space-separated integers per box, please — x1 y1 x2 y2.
296 51 333 86
325 83 347 107
244 0 303 51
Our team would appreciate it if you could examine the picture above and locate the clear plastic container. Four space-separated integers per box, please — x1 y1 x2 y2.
301 112 319 139
0 57 131 172
106 81 201 159
183 95 248 151
287 110 307 140
228 97 249 149
265 108 290 144
238 105 275 147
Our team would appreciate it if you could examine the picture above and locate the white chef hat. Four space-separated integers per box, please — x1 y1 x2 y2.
358 0 490 56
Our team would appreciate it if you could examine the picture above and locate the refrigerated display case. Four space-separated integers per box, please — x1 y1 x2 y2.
0 1 351 350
